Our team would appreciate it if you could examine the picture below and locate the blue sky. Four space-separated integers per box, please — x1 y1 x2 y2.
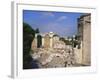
23 10 85 37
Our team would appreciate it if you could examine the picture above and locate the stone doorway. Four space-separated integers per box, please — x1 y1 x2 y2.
37 35 42 48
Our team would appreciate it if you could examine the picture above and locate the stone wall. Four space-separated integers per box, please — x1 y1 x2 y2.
77 14 91 66
44 34 50 48
74 43 82 65
82 14 91 65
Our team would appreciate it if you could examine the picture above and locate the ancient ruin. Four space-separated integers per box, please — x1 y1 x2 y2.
30 14 91 68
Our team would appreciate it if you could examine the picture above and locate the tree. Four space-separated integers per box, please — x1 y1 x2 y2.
60 37 71 45
23 22 36 69
35 28 40 33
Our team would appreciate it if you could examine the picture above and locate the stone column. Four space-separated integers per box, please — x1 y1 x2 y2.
42 36 44 47
50 37 53 48
49 32 54 48
35 34 38 48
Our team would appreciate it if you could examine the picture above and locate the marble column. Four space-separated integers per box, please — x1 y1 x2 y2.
50 37 53 48
42 36 44 47
35 34 38 48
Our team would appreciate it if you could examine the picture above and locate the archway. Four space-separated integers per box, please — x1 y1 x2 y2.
37 35 42 48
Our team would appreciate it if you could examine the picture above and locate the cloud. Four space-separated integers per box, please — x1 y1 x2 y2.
56 16 67 22
40 12 55 17
39 22 71 37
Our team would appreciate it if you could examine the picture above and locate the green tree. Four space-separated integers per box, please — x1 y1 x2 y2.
60 37 71 45
35 28 40 33
23 22 36 69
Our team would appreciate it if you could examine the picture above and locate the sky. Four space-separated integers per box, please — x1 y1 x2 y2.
23 10 85 37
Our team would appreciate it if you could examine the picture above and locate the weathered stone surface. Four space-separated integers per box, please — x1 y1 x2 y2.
77 14 91 66
31 46 76 68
